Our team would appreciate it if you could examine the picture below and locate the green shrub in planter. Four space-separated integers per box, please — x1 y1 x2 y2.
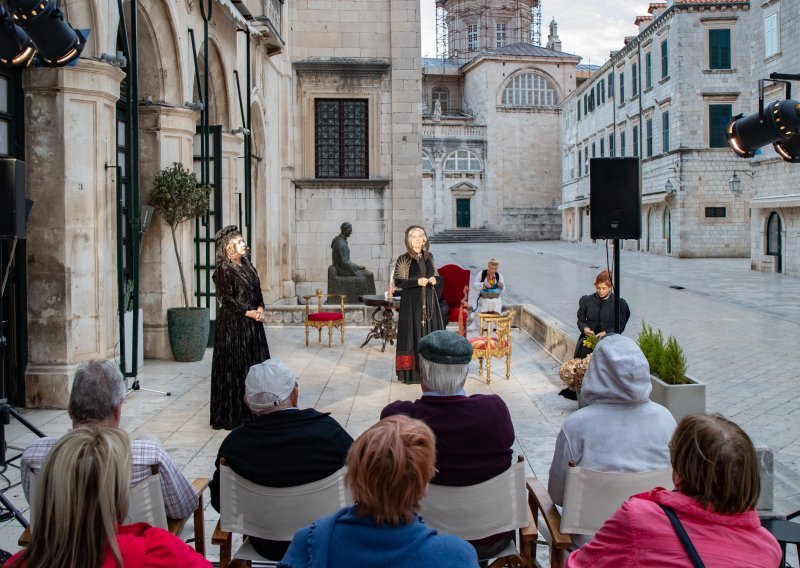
636 321 687 385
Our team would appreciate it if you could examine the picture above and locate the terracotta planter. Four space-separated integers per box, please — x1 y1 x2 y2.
649 373 705 423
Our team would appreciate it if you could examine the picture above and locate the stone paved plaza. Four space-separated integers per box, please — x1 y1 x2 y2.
0 241 796 565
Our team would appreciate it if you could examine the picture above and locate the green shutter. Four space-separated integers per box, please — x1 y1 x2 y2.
662 111 670 152
661 40 669 78
709 104 732 148
709 29 731 70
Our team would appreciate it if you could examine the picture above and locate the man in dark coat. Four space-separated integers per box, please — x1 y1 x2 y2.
380 330 515 560
210 359 353 560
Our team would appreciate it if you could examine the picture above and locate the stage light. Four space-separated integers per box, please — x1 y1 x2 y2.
727 99 800 159
774 135 800 163
0 5 35 67
7 0 85 66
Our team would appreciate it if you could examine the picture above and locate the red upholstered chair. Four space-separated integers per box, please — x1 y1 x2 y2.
303 289 346 347
437 264 471 337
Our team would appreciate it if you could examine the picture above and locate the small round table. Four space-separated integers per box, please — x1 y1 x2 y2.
359 294 400 352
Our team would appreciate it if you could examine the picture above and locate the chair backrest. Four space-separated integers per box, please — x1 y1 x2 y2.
560 465 673 535
419 459 529 541
220 465 352 541
28 465 169 531
438 264 470 316
304 288 344 314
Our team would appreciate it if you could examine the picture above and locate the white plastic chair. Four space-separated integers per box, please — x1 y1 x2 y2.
419 458 537 567
212 462 352 568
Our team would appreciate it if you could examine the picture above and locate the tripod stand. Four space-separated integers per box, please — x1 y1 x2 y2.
0 238 45 527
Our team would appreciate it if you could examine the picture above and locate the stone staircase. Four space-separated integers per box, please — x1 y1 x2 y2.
428 228 518 243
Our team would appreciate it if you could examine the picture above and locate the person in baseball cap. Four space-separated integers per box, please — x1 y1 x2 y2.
244 359 299 410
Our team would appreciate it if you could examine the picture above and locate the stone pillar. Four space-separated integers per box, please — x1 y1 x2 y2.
138 105 198 359
433 145 446 232
23 60 125 408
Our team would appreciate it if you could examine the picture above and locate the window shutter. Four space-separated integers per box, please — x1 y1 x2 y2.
764 13 778 57
709 29 731 69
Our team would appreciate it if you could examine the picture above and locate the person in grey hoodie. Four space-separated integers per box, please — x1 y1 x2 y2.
548 335 676 544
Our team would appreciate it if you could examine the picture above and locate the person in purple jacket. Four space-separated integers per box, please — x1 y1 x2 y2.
380 330 515 561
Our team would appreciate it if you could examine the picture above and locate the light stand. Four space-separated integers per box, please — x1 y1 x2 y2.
0 238 45 527
613 239 622 333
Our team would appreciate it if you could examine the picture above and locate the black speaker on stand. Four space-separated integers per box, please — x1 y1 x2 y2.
590 158 641 333
0 158 44 527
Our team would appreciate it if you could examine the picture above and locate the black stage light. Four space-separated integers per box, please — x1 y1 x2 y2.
0 5 35 67
774 135 800 163
7 0 85 66
727 99 800 158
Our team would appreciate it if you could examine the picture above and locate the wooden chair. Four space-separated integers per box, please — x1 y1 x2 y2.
20 465 210 556
419 457 537 568
212 461 351 568
303 288 346 347
527 465 673 568
438 264 471 337
469 310 515 383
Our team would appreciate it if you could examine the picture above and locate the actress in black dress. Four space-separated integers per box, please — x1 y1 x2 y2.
393 225 444 384
210 226 271 429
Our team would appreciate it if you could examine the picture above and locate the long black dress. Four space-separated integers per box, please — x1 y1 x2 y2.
574 292 630 358
394 252 444 384
210 257 271 429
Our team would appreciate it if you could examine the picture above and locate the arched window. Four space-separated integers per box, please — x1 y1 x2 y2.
444 149 482 172
432 87 450 112
422 153 433 171
767 212 781 255
501 72 559 107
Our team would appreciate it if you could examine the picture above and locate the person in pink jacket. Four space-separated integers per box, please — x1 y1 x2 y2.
565 413 781 567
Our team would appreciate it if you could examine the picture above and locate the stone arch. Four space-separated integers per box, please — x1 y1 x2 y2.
497 67 563 107
194 38 231 129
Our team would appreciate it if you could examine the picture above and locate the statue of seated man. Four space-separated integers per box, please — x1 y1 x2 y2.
328 222 375 303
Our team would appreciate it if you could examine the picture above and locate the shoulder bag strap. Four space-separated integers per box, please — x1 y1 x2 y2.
658 504 706 568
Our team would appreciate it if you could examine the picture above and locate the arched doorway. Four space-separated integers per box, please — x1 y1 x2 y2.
663 206 672 255
766 211 782 273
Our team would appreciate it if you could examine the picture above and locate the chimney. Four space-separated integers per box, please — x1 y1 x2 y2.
546 18 562 52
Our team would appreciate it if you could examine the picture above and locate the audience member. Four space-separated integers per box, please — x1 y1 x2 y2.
565 413 782 566
210 358 353 561
381 330 514 559
278 415 479 568
8 425 209 568
21 360 198 520
548 335 676 546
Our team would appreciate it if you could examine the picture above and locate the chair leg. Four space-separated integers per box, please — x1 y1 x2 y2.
318 327 322 344
328 323 333 347
340 323 345 344
305 325 309 346
550 548 565 568
478 358 484 376
219 534 232 568
193 497 206 556
506 353 511 381
486 357 492 384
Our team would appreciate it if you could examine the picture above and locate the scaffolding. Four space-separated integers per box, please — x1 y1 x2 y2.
435 0 542 62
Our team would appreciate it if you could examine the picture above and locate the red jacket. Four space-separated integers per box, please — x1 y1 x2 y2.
565 488 781 567
8 523 211 568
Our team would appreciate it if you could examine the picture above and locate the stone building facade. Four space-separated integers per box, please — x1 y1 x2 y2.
423 4 579 239
560 0 754 258
5 0 422 407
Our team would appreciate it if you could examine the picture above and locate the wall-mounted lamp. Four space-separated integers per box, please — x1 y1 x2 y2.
231 127 250 136
183 100 204 112
728 170 754 192
100 51 126 68
664 179 676 195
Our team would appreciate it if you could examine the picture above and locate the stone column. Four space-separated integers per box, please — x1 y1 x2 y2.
138 105 198 359
23 60 125 408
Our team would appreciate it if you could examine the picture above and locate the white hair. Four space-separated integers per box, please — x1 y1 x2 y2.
420 358 468 395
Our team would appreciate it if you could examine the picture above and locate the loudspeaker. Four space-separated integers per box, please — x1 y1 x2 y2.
0 158 26 239
590 158 641 240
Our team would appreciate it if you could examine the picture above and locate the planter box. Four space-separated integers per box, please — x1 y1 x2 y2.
649 374 706 423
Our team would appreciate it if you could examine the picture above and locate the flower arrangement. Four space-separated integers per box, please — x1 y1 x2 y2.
582 333 599 350
559 354 592 391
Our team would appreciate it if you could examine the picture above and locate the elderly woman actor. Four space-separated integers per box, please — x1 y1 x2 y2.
278 415 479 567
8 425 209 568
565 413 781 567
393 225 444 384
210 225 271 430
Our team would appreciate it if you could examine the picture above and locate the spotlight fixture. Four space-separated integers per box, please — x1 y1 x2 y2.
727 74 800 163
7 0 85 66
100 51 126 68
0 5 35 67
664 179 676 195
231 127 250 136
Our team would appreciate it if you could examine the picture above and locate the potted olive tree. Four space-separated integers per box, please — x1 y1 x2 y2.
637 322 705 422
150 163 211 362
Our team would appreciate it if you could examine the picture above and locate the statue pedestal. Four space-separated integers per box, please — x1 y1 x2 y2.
327 265 375 304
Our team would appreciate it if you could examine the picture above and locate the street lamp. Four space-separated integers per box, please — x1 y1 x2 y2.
0 5 35 67
5 0 85 66
728 170 753 192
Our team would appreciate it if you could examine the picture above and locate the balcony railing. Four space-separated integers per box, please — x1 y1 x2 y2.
422 124 487 140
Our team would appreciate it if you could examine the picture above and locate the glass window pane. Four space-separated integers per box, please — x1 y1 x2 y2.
0 77 8 113
0 120 8 155
117 120 126 143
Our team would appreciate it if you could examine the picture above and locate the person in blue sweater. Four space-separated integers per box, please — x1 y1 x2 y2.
278 415 479 568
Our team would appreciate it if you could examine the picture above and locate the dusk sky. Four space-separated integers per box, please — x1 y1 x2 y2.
421 0 646 67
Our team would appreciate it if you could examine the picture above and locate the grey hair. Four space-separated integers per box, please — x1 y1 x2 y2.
68 360 126 424
420 358 469 395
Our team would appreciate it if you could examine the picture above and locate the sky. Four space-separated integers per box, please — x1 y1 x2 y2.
421 0 645 67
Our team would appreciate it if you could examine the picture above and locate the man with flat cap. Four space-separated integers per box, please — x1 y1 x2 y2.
210 358 353 560
380 330 515 560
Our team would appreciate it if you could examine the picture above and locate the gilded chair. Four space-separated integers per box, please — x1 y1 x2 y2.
303 288 346 347
527 465 673 567
469 310 515 384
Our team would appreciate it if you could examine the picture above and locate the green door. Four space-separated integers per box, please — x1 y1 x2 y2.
456 199 470 228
